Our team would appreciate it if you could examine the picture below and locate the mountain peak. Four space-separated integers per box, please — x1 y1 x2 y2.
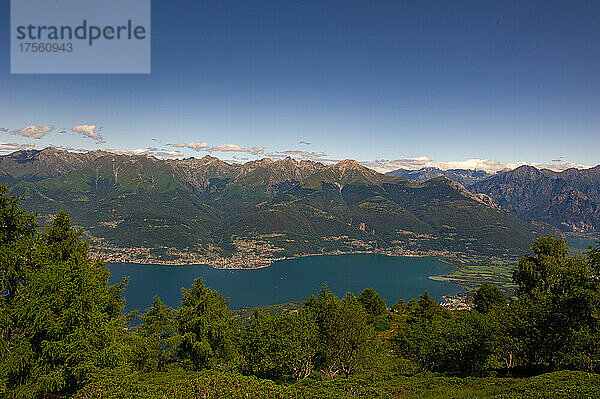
40 146 64 154
276 156 299 165
252 158 274 166
334 159 363 170
509 165 544 179
513 164 539 172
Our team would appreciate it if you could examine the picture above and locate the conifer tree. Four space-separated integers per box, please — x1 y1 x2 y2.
0 186 130 398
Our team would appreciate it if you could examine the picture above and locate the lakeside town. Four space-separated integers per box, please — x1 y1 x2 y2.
88 233 456 269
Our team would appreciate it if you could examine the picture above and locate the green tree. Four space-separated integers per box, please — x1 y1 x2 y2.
239 310 317 380
358 288 387 318
513 235 569 296
133 296 180 372
177 278 235 371
0 189 130 398
394 292 452 371
588 240 600 274
305 287 376 378
333 293 375 377
394 292 497 374
473 283 506 314
0 185 37 303
510 236 600 370
358 288 390 330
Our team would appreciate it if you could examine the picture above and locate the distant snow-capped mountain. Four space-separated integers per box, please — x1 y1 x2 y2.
386 167 492 186
365 156 591 175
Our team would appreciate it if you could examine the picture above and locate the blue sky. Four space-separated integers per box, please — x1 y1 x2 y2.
1 0 599 171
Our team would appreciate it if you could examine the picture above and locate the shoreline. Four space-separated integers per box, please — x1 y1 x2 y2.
95 247 459 270
94 245 520 294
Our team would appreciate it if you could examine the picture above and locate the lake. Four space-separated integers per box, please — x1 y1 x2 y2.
108 254 462 313
566 235 599 256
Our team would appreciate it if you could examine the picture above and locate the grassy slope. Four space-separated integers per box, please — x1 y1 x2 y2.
76 369 600 399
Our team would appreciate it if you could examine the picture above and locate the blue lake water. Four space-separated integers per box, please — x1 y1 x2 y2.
566 235 599 255
108 254 462 312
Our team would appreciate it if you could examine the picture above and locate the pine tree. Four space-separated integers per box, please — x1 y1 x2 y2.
0 187 131 398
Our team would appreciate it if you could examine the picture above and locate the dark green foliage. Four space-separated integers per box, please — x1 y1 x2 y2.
305 287 377 378
513 235 570 295
359 288 390 330
44 211 89 261
358 288 387 317
589 240 600 273
0 185 37 303
177 278 236 371
394 293 497 374
507 236 600 370
396 236 600 374
239 310 317 380
473 283 506 313
132 296 180 372
0 186 130 398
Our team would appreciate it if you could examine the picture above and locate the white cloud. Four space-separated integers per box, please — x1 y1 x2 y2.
361 157 593 174
306 151 326 158
0 127 9 132
168 142 266 155
208 144 264 155
152 150 185 159
55 145 91 153
541 161 593 172
210 144 245 152
72 124 103 141
276 150 327 160
134 148 184 158
281 150 307 156
98 148 128 155
173 141 209 151
248 147 265 155
14 125 54 139
0 142 37 153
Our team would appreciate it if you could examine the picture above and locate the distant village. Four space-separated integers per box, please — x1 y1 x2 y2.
88 233 455 269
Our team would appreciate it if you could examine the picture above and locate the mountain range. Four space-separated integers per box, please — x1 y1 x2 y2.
387 164 600 233
386 167 492 186
469 165 600 233
0 148 539 266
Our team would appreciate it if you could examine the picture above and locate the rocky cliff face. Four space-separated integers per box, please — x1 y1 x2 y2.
470 165 600 232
